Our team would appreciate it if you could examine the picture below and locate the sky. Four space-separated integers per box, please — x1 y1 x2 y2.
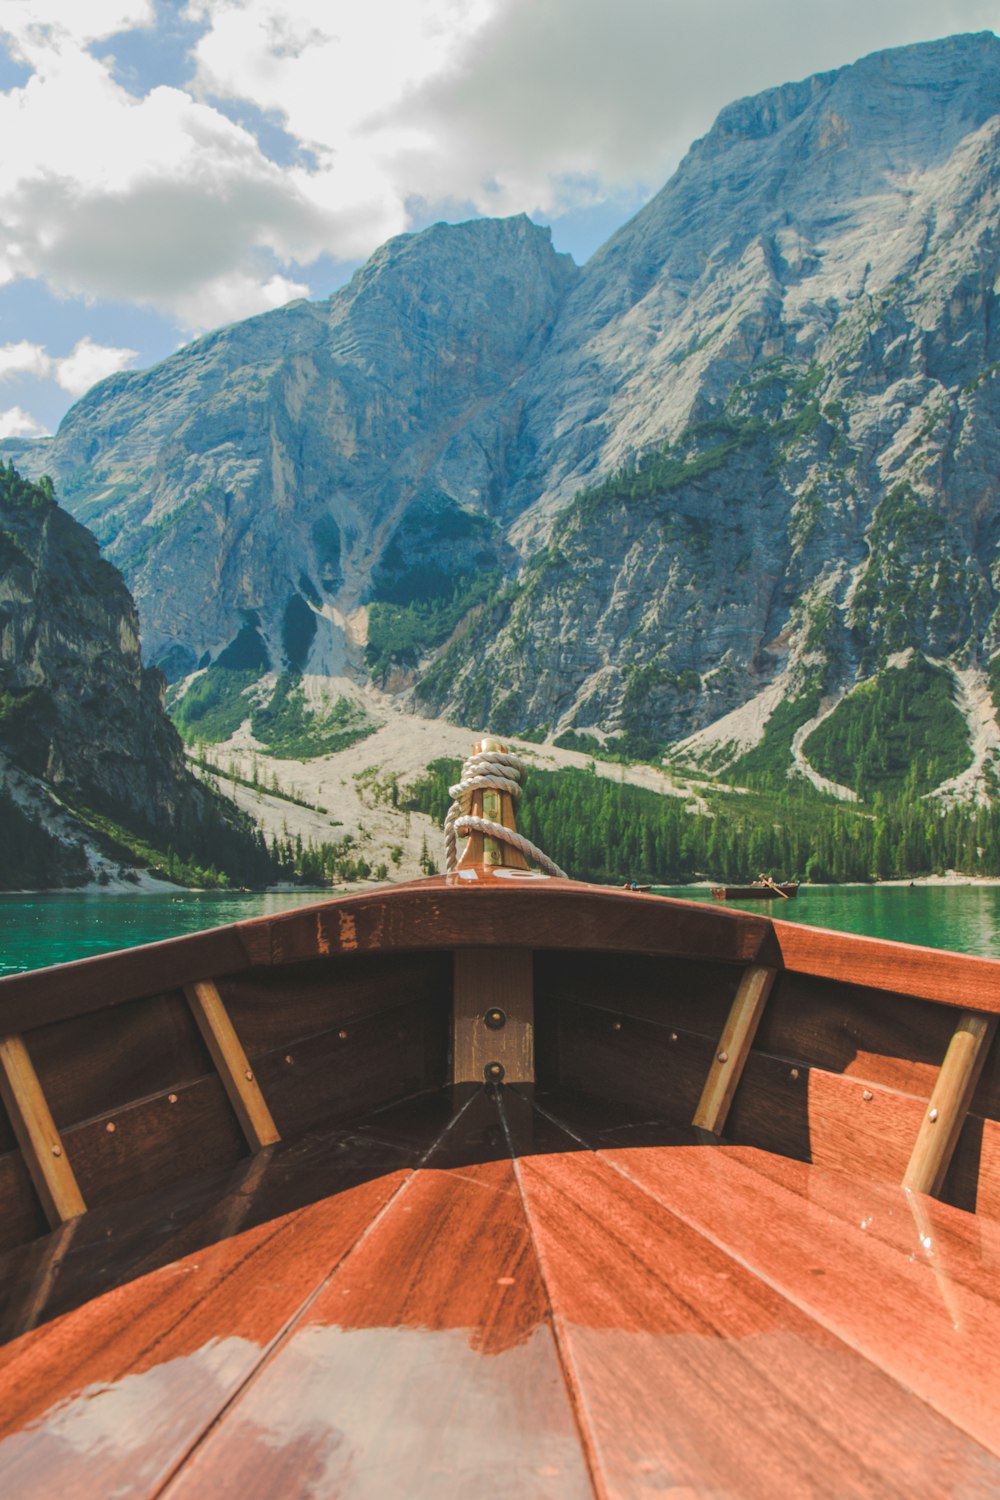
1 0 999 437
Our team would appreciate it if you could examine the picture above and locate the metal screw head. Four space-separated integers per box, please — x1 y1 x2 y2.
338 1030 348 1041
168 1093 178 1104
928 1107 939 1123
669 1031 678 1042
244 1069 254 1082
484 1061 505 1082
862 1089 873 1102
106 1122 116 1133
789 1068 799 1081
718 1051 729 1064
484 1008 506 1030
51 1145 62 1157
612 1021 622 1032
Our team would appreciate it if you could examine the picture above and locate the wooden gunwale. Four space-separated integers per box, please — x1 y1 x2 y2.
3 882 1000 1037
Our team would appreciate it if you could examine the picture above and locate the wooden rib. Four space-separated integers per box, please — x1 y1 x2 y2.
692 964 776 1136
183 981 280 1150
903 1011 998 1197
0 1036 85 1227
452 947 533 1085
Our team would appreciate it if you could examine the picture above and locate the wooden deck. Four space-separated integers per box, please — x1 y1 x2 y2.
1 1084 999 1499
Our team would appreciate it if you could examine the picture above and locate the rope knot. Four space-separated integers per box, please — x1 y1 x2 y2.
443 746 567 878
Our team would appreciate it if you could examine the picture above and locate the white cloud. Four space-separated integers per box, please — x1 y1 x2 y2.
0 405 48 438
0 0 997 335
0 336 137 396
55 336 138 396
0 341 52 381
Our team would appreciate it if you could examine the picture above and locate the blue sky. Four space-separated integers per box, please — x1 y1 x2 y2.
1 0 998 436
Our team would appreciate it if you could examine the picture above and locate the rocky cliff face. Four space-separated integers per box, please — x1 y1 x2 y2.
8 33 1000 772
0 463 266 885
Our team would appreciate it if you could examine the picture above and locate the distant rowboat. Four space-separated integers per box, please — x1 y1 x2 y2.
712 880 799 900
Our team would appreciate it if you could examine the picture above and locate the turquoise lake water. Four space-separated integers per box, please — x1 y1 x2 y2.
3 883 1000 976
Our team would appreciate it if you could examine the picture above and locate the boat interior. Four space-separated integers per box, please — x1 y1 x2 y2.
1 876 1000 1494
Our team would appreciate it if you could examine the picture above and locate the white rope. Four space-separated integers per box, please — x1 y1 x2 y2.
444 748 567 878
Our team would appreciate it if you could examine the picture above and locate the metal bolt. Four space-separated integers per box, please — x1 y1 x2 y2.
929 1107 939 1123
718 1051 729 1064
168 1093 178 1104
484 1008 506 1030
284 1055 293 1065
106 1122 116 1133
51 1145 62 1156
789 1068 799 1081
670 1032 678 1043
484 1061 505 1082
612 1021 622 1032
338 1030 348 1041
862 1089 873 1102
244 1069 253 1082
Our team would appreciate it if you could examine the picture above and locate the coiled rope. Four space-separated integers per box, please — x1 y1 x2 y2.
444 747 567 877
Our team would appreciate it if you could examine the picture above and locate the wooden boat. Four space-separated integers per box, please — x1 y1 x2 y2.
712 880 799 900
1 740 999 1496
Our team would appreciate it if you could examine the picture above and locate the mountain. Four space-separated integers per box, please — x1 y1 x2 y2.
8 32 1000 798
0 463 270 888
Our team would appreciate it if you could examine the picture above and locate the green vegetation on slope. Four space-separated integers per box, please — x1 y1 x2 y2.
172 666 261 744
248 674 374 759
725 690 823 789
404 759 1000 886
367 568 501 681
803 657 971 798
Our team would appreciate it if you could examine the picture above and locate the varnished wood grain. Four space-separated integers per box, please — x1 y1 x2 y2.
163 1131 593 1497
453 947 533 1085
0 1150 50 1254
692 965 776 1135
220 952 451 1057
63 1072 246 1212
514 1135 1000 1496
0 1037 85 1227
769 916 1000 1011
0 1174 410 1500
904 1012 998 1195
25 990 211 1132
579 1131 1000 1459
184 980 280 1151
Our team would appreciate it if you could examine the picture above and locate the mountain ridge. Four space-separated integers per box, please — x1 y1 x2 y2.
6 32 1000 803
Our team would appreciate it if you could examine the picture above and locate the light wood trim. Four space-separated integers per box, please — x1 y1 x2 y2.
0 1034 86 1226
902 1011 997 1197
692 966 777 1136
453 947 533 1084
184 981 281 1150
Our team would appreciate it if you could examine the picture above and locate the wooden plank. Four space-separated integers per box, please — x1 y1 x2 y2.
0 1174 413 1500
65 1073 246 1213
164 1153 593 1499
692 965 776 1135
220 951 451 1057
0 1092 458 1347
515 1138 1000 1495
770 917 1000 1012
456 736 530 871
582 1132 1000 1460
0 925 255 1035
0 1037 85 1228
0 1150 48 1255
25 990 211 1132
903 1011 998 1197
453 947 533 1085
244 883 773 970
252 997 449 1136
184 981 280 1151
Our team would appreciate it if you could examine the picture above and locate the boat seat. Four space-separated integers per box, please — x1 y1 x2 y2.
1 1086 999 1498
